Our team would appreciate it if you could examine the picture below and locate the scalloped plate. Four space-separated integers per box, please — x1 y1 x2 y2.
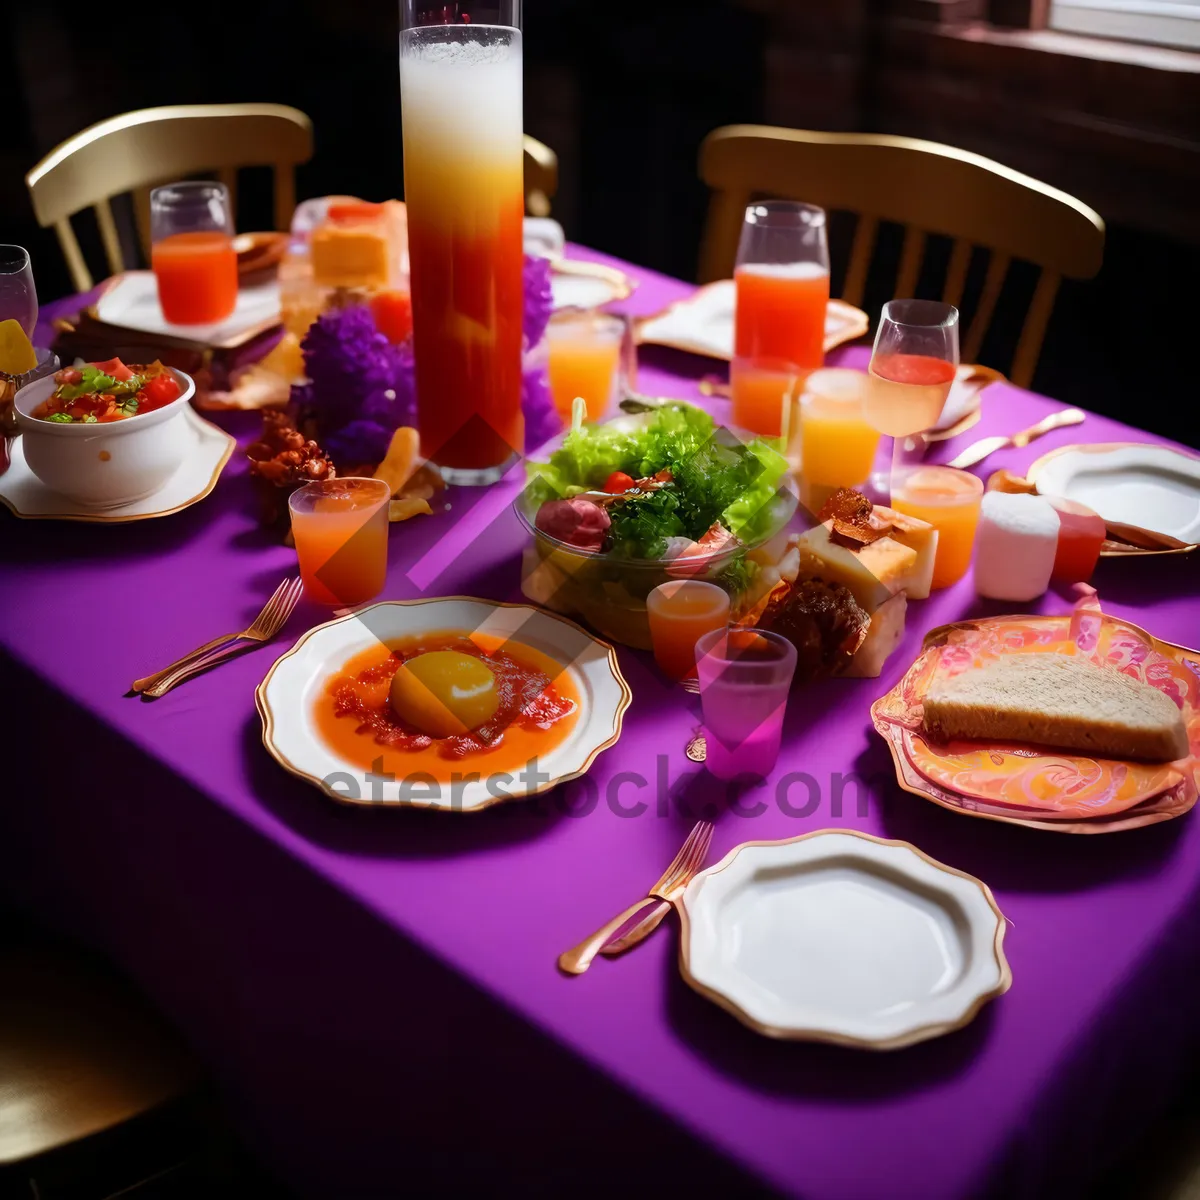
257 597 631 811
679 830 1010 1049
871 614 1200 833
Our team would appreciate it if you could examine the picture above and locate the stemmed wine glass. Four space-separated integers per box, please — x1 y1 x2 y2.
0 245 38 341
863 299 959 496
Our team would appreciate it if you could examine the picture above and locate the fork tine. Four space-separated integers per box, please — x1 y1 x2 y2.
655 820 711 892
252 576 301 638
261 578 302 638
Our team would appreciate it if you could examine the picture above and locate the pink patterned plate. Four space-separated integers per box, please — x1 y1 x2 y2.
871 613 1200 833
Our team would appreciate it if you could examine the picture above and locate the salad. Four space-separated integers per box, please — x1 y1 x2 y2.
519 403 794 647
33 358 181 424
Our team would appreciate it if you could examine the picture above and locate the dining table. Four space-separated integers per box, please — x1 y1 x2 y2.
3 245 1199 1200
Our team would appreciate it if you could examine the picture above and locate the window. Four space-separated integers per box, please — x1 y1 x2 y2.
1048 0 1200 50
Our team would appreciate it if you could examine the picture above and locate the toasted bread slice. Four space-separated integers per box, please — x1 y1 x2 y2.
921 654 1188 762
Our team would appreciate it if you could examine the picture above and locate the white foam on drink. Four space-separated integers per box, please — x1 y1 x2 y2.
736 262 829 280
400 26 523 162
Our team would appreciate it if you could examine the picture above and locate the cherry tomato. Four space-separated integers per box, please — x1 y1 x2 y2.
603 471 635 494
138 372 182 411
92 357 134 381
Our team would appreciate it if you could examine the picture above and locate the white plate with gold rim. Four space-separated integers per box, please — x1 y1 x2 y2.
634 279 869 361
551 259 637 312
257 597 632 812
0 405 234 523
1028 442 1200 545
679 830 1010 1049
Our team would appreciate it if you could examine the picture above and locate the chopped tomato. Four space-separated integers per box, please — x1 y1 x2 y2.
92 357 134 381
603 471 635 494
138 371 181 410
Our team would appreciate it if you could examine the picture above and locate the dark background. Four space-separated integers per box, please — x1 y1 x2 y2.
3 0 1197 448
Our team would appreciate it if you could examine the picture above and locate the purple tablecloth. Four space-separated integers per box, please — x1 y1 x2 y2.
6 248 1200 1199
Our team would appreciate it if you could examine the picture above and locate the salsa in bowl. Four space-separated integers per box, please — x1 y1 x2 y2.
15 359 196 507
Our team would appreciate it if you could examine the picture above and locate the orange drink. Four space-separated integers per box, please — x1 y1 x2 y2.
799 368 879 488
864 353 956 437
289 478 391 607
151 231 238 325
734 263 830 373
401 18 524 484
730 356 799 438
891 466 983 589
646 581 731 681
546 313 626 422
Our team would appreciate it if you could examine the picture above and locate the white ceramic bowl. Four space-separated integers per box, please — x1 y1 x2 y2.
13 367 196 508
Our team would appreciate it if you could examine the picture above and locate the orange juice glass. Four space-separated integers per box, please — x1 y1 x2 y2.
646 581 731 681
734 201 830 378
891 466 983 589
799 368 880 488
150 183 237 325
401 5 524 485
289 478 391 607
546 312 628 422
730 356 800 439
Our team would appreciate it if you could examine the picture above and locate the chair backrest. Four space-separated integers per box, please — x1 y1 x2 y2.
26 103 314 293
523 135 558 218
698 125 1105 388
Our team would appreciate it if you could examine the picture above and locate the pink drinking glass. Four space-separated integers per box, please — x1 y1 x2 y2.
695 628 797 782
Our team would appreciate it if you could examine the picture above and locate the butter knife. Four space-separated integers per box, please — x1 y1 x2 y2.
946 408 1086 471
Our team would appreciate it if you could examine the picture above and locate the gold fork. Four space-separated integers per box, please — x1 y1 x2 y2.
133 576 303 698
557 820 714 976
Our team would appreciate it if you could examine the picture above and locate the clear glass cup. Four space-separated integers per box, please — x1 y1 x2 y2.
890 465 983 589
288 477 391 606
646 581 731 681
798 367 880 493
546 311 632 423
729 355 800 440
0 245 38 340
401 0 524 485
695 627 797 782
150 181 238 326
734 201 830 381
864 299 960 496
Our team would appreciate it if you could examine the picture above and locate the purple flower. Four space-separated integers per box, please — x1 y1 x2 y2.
522 360 561 451
523 255 553 348
291 306 416 469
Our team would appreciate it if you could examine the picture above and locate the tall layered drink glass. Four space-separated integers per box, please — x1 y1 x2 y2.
400 1 524 485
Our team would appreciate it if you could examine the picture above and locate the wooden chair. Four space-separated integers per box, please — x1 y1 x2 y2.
524 135 558 218
26 103 314 293
698 125 1105 388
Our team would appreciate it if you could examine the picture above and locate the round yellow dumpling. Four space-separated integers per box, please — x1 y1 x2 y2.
389 650 499 738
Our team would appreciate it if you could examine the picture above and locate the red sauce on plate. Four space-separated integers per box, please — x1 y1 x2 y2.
314 630 581 783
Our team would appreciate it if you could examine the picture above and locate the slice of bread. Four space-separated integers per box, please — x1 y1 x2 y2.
921 653 1188 762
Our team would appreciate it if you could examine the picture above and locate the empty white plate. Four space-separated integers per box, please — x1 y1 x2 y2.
1029 442 1200 543
680 830 1010 1049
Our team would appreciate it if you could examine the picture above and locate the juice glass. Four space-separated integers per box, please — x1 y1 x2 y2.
289 478 391 607
695 628 797 782
646 581 731 681
401 1 525 484
546 312 629 422
730 356 799 439
734 201 829 383
150 182 237 325
799 368 879 489
891 465 983 589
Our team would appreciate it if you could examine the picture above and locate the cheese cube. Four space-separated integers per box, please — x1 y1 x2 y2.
796 521 916 612
311 224 391 289
845 592 908 678
872 505 938 600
